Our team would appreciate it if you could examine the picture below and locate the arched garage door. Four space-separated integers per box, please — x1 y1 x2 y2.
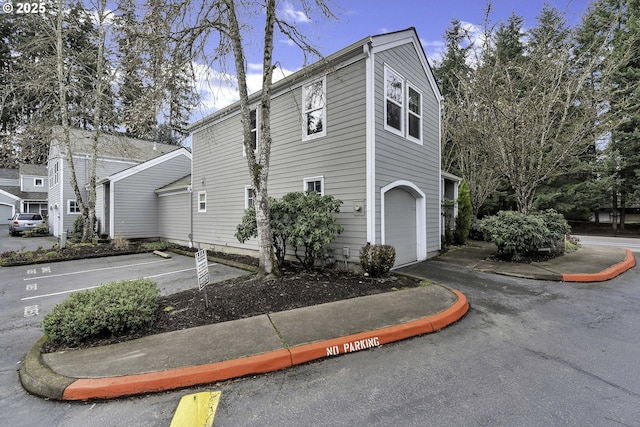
384 187 417 266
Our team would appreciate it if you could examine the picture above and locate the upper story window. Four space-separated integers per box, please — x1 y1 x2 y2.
198 191 206 212
49 161 59 188
302 77 326 140
303 176 324 196
384 65 423 145
407 85 422 142
384 67 404 136
34 178 44 187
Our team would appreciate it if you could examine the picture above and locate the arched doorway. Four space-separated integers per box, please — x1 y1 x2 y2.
381 181 426 266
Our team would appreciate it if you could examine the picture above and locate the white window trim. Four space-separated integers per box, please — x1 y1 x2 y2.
34 178 44 187
406 83 423 145
67 199 81 215
303 175 325 196
384 65 404 137
243 106 259 157
244 185 255 209
197 191 206 213
302 76 327 141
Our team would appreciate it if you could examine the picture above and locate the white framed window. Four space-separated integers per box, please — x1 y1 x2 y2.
67 200 81 214
244 108 259 157
407 84 422 143
302 77 326 140
198 191 206 212
384 66 404 136
303 176 324 195
245 186 255 209
34 178 44 187
49 161 59 188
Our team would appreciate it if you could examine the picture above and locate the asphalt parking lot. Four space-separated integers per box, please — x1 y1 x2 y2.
0 232 249 330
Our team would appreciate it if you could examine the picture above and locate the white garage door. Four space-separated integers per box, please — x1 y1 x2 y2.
0 204 14 226
384 187 417 266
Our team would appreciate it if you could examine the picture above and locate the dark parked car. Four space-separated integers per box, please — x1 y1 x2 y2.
8 213 46 236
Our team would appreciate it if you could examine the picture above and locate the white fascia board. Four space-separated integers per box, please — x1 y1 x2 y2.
0 188 21 201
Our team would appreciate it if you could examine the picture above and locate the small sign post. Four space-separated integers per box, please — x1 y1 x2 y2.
195 249 210 308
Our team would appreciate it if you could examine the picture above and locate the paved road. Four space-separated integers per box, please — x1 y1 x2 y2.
574 235 640 252
1 235 638 426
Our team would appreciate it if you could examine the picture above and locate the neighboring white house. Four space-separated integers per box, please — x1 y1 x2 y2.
47 127 185 237
0 164 48 225
189 28 448 268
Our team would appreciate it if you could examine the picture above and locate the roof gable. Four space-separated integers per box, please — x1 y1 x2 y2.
190 28 440 132
50 127 182 163
98 147 192 184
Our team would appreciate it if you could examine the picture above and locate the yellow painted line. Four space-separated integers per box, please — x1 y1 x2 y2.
170 391 221 427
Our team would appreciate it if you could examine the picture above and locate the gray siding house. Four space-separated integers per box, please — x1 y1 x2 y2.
95 148 192 239
190 28 444 267
47 127 183 237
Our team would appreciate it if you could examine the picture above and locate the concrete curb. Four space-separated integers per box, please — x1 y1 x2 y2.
26 289 468 401
18 337 76 400
562 249 636 282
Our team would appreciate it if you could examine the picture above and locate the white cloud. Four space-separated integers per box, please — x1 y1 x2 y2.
191 62 297 121
280 1 310 24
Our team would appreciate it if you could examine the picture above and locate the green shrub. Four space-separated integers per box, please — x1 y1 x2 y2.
476 209 570 261
360 244 396 277
454 180 473 245
42 279 159 347
236 191 344 270
22 223 49 237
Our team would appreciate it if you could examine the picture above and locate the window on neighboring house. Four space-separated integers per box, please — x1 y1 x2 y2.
407 85 422 142
198 191 206 212
67 200 81 214
302 78 326 140
244 108 258 156
34 178 43 187
384 67 404 135
303 176 324 195
245 186 255 209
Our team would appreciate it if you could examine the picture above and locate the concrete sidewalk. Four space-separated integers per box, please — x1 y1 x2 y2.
430 241 636 282
19 243 636 401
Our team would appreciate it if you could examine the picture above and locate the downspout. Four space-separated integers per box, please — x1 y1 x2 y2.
364 40 376 244
188 185 193 248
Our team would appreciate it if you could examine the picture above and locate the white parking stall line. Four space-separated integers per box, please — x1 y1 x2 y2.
21 286 100 301
24 259 168 281
143 267 197 279
19 266 204 302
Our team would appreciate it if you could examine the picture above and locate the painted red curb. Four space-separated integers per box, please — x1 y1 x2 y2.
63 349 292 401
289 289 469 365
562 249 636 282
62 289 469 401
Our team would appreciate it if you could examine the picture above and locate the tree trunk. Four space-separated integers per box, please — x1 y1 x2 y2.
224 0 275 277
56 0 86 237
611 191 618 231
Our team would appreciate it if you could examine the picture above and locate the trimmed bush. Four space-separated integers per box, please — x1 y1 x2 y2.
476 209 570 261
42 279 159 347
360 244 396 277
236 191 344 270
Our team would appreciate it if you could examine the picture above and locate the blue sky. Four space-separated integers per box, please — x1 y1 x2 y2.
193 0 593 119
